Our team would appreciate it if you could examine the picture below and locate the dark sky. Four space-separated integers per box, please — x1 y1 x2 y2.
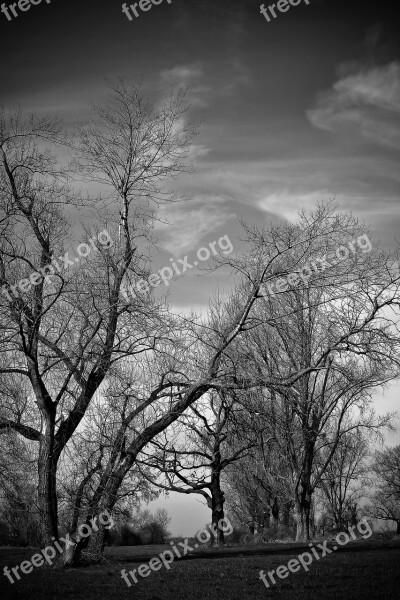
1 0 400 534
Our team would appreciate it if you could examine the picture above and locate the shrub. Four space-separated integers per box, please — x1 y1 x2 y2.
109 524 142 546
227 527 249 544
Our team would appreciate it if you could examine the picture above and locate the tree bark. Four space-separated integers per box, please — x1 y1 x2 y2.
56 460 124 567
56 516 110 567
208 438 226 546
294 440 314 542
294 502 306 542
210 476 225 546
294 498 311 542
37 420 59 545
271 497 279 525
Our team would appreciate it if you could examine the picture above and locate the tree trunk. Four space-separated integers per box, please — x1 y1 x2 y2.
294 499 311 542
271 497 279 526
294 502 306 542
281 502 291 527
56 516 110 567
294 442 314 542
210 475 225 546
87 523 112 556
37 423 59 545
396 520 400 534
56 464 122 567
55 526 102 567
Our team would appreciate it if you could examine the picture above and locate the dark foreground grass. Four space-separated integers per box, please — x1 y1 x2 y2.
1 538 399 600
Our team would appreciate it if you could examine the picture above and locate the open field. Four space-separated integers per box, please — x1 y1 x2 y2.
1 538 399 600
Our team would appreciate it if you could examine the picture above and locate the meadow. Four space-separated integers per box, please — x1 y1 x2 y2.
1 537 399 600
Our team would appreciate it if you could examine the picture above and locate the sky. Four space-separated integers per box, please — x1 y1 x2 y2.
1 0 399 535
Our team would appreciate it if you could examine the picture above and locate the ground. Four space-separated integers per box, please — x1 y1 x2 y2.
1 537 399 599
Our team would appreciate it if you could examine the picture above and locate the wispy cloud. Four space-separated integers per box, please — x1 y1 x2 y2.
187 144 211 161
159 63 210 107
258 190 333 222
308 62 400 149
155 197 234 256
161 64 203 86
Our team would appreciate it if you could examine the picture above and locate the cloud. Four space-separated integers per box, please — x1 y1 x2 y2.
258 190 334 222
187 144 211 161
161 64 203 87
308 62 400 149
155 197 235 256
159 63 210 108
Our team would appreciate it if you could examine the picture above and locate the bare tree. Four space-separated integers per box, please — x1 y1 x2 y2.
137 391 259 545
223 394 294 539
0 83 196 546
211 203 400 541
319 428 371 532
0 422 39 545
368 445 400 534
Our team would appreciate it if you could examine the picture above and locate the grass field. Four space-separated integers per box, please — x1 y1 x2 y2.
1 537 399 600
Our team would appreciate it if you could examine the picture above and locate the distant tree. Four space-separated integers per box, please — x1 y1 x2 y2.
0 413 40 546
319 428 371 532
368 445 400 534
138 391 259 545
130 508 171 544
154 508 171 536
223 392 293 538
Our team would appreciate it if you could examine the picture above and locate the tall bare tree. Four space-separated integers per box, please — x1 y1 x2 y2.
211 203 400 540
0 82 196 545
